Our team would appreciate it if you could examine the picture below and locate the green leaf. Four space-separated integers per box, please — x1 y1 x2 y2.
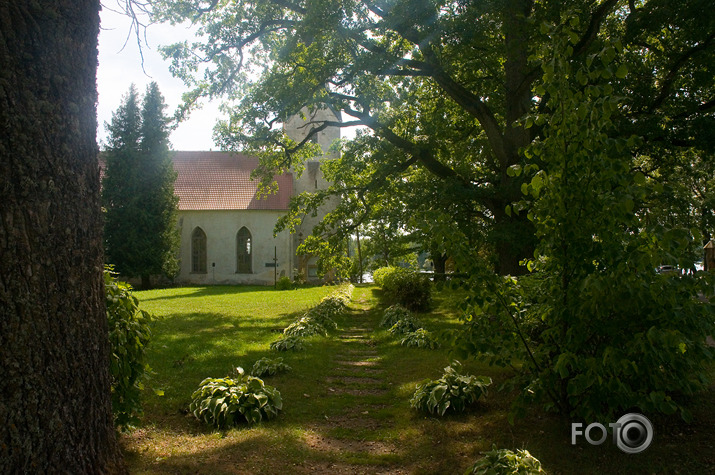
615 64 628 78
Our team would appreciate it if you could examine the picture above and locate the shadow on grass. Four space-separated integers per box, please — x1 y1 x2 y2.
140 285 309 302
126 285 715 475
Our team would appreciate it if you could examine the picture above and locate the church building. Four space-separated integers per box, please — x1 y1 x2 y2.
172 107 340 285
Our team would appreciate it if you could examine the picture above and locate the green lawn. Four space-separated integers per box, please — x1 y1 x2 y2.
121 284 715 474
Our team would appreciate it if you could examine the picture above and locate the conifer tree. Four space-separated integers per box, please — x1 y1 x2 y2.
103 82 179 289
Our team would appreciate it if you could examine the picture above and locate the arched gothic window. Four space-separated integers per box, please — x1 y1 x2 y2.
191 227 207 273
237 227 252 274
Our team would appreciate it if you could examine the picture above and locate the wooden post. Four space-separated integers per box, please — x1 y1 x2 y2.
356 230 363 284
704 240 715 272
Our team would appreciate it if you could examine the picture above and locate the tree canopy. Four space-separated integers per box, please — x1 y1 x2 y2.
152 0 713 275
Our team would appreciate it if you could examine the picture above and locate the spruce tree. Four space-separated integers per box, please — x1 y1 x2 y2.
103 82 179 289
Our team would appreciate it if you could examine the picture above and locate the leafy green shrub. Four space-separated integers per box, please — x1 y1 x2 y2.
465 447 545 475
388 317 421 335
372 266 396 288
190 368 283 427
410 361 491 416
380 304 412 328
275 276 293 290
401 329 440 349
105 267 155 430
270 335 307 352
250 357 292 377
372 266 431 311
283 316 328 337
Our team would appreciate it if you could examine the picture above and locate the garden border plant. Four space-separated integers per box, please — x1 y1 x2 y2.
105 267 156 431
270 335 308 352
464 446 545 475
380 304 440 349
388 317 422 336
411 360 492 416
250 357 292 378
271 284 354 344
190 367 283 428
380 304 412 329
401 328 441 349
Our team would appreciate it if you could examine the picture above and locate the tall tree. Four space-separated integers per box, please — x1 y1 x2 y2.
0 1 125 472
151 0 713 275
453 14 715 423
103 82 179 289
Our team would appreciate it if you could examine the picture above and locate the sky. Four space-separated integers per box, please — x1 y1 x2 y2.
97 6 221 151
97 5 357 151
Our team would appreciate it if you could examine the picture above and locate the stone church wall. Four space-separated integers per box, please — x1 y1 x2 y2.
176 209 293 285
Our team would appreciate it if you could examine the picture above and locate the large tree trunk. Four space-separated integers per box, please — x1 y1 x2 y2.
0 2 125 473
431 251 447 282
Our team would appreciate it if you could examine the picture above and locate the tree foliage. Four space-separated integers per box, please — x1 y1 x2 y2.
103 82 180 288
151 0 712 276
450 15 715 423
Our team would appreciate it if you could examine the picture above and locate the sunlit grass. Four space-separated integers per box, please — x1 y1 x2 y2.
122 284 715 474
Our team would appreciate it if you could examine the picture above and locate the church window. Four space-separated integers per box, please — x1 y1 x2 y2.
237 227 252 274
191 227 207 273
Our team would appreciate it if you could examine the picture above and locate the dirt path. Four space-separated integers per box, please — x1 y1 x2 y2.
297 295 409 474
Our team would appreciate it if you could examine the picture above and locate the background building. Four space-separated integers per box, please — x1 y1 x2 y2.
173 107 340 285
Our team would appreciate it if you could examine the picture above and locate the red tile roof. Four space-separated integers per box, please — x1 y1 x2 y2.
171 151 293 211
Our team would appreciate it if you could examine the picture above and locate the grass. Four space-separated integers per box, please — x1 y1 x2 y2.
134 285 336 413
121 284 715 474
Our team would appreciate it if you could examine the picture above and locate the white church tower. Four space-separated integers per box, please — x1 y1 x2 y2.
283 105 341 281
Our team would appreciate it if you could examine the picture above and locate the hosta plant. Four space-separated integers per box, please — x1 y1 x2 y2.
276 284 353 341
283 316 328 337
388 317 421 335
190 368 283 428
270 335 307 352
304 308 338 331
465 447 545 475
401 329 440 349
307 284 354 328
380 304 412 328
410 361 491 416
250 357 292 377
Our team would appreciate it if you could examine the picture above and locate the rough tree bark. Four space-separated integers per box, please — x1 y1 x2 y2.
0 1 126 473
